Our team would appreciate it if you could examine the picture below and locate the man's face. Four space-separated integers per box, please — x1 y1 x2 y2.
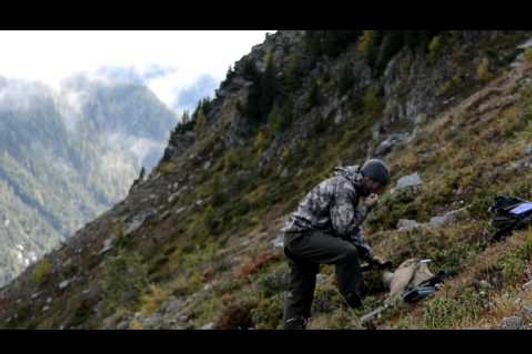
363 177 386 196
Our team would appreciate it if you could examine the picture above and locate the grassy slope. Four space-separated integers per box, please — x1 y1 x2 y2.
1 33 531 330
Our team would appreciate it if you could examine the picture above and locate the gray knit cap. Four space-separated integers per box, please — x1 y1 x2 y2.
361 159 390 186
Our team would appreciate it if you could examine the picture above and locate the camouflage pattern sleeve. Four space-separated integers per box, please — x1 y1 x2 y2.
330 178 368 237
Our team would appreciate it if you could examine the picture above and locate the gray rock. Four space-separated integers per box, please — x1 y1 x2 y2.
334 112 344 126
167 192 180 204
202 161 212 170
46 297 52 304
178 314 191 322
270 234 284 249
143 313 163 329
163 300 183 315
429 216 446 228
525 145 532 156
124 209 157 236
500 316 524 329
42 306 50 312
479 280 491 289
58 279 72 290
31 292 41 300
518 37 532 50
396 173 423 190
200 322 216 330
397 219 420 231
429 207 468 228
375 134 408 156
174 206 187 215
116 321 130 330
99 238 113 255
524 303 532 316
414 113 427 126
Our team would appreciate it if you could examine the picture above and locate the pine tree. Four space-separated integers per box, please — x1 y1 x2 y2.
338 63 355 96
307 79 321 110
259 52 276 120
195 107 207 136
284 53 301 91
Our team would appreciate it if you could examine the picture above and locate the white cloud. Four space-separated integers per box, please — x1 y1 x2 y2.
0 30 274 109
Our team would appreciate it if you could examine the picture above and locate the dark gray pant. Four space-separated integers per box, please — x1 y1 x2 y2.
282 230 363 321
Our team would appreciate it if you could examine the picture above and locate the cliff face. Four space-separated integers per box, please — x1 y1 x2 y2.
1 31 531 330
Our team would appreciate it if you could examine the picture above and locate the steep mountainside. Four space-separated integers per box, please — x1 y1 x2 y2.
0 77 177 287
0 31 531 329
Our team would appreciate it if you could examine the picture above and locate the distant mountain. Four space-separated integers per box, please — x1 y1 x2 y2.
0 75 177 286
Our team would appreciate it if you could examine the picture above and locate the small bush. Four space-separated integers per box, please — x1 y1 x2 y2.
250 293 284 329
268 103 284 134
32 258 52 285
423 287 486 328
215 302 255 329
428 36 443 64
238 251 281 279
203 205 221 234
437 74 463 97
100 251 148 313
500 235 532 285
140 285 172 316
338 64 355 96
311 284 341 314
525 48 532 63
477 57 493 83
253 129 271 154
307 80 321 110
256 268 290 297
159 162 177 174
224 151 241 172
358 31 375 55
362 86 384 118
284 53 302 90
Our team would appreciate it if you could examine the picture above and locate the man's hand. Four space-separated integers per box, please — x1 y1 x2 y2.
363 193 379 209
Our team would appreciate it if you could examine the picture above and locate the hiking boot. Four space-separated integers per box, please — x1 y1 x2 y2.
344 292 363 309
284 316 308 330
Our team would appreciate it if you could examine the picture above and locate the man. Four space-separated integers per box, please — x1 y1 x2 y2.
281 159 390 329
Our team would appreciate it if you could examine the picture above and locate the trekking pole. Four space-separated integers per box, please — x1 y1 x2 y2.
360 304 388 324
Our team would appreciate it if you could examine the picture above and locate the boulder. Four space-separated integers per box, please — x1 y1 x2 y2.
396 173 423 190
429 207 469 228
270 234 284 249
58 279 72 290
500 315 524 329
375 134 408 156
523 279 532 291
124 209 157 236
428 216 446 228
200 322 216 330
99 238 113 255
397 219 420 231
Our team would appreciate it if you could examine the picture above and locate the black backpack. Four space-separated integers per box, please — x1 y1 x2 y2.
489 196 532 242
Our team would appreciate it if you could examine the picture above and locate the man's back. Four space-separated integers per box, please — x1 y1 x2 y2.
282 165 365 237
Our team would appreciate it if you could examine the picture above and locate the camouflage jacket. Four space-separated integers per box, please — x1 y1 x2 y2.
282 165 375 262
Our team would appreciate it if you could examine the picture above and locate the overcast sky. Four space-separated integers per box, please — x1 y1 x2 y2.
0 30 274 114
